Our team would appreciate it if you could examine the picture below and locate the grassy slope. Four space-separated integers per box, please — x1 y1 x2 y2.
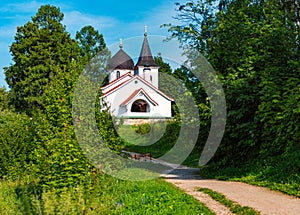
120 123 202 167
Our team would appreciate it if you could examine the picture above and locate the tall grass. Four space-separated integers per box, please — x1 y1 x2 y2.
0 173 213 214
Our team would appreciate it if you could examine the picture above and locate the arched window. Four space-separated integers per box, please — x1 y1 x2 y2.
131 99 149 112
116 71 120 79
150 75 152 83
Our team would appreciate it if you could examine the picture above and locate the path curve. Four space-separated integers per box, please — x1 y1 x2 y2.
161 166 300 215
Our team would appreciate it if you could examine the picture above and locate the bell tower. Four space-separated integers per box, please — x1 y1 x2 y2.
134 26 159 88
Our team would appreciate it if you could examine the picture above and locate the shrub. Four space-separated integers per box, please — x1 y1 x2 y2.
0 110 33 179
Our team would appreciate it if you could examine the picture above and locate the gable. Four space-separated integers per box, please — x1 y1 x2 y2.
120 88 158 106
101 75 174 102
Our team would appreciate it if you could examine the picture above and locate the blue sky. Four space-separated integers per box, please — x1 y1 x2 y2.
0 0 181 88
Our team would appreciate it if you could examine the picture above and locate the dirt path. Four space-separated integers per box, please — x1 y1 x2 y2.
160 166 300 215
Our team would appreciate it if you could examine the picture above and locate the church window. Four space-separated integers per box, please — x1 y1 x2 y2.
150 75 152 83
131 99 149 112
143 66 150 71
116 71 120 79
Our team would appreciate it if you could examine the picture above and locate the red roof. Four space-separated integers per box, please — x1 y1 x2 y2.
101 72 133 90
101 75 174 102
120 88 158 106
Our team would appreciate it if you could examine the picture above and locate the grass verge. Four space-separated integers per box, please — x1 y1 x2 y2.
0 173 213 215
200 151 300 198
198 188 259 215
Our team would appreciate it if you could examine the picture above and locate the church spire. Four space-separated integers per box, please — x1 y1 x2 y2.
135 27 158 67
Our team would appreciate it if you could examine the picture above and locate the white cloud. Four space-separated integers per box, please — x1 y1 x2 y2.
0 25 17 39
0 0 42 13
63 11 118 37
0 0 70 14
100 1 180 45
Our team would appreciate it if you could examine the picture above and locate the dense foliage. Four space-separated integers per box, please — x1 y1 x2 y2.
1 5 114 189
166 0 300 194
0 110 33 179
0 88 10 110
4 5 80 114
76 25 107 63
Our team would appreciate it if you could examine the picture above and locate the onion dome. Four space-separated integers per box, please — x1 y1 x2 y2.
107 39 134 71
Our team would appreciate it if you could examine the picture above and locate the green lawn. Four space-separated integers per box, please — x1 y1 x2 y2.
119 122 201 167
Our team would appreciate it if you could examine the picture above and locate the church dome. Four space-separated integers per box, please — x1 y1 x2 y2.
107 48 134 71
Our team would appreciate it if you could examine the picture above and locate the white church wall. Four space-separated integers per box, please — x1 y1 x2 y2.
136 66 159 88
109 69 133 82
103 78 172 118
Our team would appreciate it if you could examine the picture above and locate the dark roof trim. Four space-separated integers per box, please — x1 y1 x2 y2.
101 72 132 90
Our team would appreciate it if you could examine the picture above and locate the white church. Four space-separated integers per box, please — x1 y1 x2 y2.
100 29 174 119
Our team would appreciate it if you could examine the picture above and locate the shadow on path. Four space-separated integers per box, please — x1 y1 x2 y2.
161 165 202 180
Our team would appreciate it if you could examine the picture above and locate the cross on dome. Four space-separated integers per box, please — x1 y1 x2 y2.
119 38 123 49
144 25 148 36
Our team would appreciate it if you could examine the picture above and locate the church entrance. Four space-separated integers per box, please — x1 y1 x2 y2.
131 99 149 112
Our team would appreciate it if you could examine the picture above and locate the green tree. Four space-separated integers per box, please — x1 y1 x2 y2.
0 88 9 110
167 0 300 166
32 60 92 188
3 5 103 188
163 1 230 53
4 5 80 114
2 4 128 188
155 55 211 153
76 25 106 63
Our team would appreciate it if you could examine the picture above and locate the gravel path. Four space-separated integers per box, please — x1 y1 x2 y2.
126 152 300 214
161 166 300 215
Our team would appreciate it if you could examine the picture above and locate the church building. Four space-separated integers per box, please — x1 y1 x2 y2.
100 29 174 119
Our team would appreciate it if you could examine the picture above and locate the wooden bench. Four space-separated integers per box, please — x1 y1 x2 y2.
132 152 152 161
